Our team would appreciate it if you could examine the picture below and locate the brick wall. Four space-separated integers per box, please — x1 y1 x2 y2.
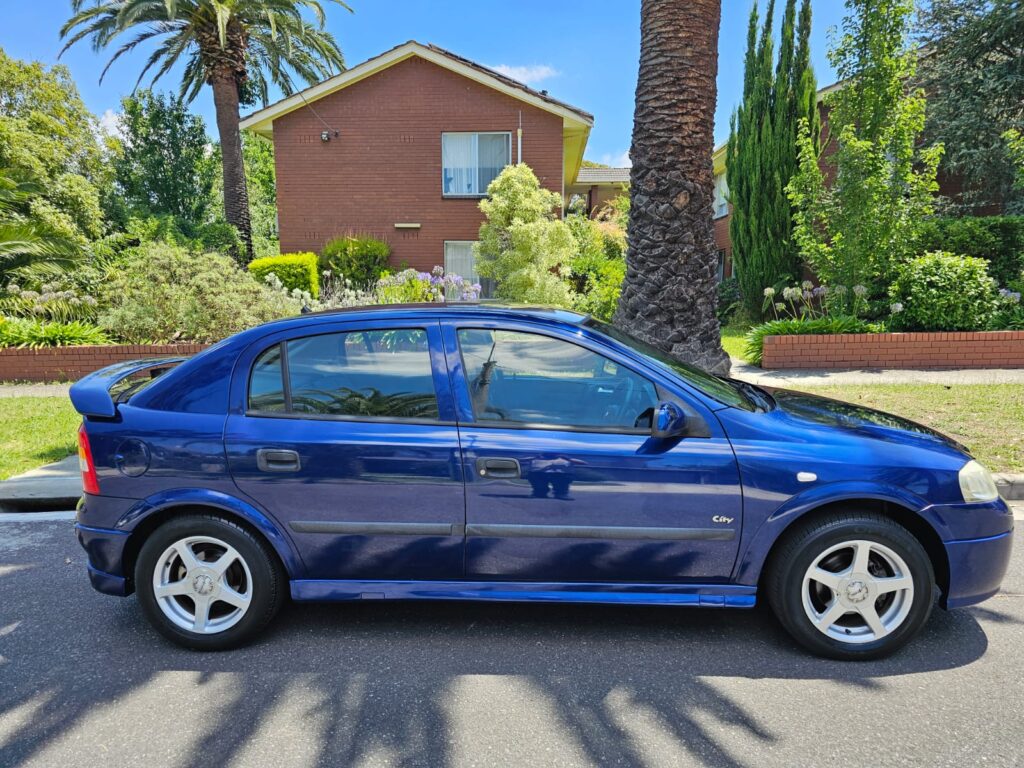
272 56 565 271
761 332 1024 370
0 344 209 383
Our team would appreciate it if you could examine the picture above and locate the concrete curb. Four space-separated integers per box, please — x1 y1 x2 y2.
994 474 1024 502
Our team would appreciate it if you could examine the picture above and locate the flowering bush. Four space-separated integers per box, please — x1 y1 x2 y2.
319 236 390 286
247 252 319 299
888 251 999 331
376 267 481 304
761 281 872 321
991 284 1024 330
0 281 99 322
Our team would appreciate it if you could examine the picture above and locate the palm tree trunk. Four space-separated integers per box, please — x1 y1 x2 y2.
615 0 731 375
211 73 254 261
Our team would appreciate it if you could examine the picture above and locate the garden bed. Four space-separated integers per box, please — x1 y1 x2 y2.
762 331 1024 370
0 343 209 383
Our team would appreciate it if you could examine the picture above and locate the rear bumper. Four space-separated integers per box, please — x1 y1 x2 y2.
76 522 131 596
944 529 1014 609
87 563 130 596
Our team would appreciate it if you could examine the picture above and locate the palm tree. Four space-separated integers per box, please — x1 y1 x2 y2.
0 168 79 280
61 0 349 259
614 0 731 375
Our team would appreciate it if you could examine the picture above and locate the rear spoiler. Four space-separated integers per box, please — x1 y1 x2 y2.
69 357 186 418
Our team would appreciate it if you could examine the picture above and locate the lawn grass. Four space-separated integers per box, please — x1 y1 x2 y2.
799 384 1024 474
0 397 80 480
720 323 750 360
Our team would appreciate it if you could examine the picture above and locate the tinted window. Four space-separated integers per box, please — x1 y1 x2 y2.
249 330 439 420
458 329 657 430
249 344 286 412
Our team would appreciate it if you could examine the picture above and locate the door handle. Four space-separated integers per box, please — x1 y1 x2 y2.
257 449 301 473
476 457 521 479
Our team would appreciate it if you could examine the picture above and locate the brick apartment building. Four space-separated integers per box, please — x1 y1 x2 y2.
240 41 595 287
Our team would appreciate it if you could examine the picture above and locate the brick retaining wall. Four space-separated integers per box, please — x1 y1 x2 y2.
0 344 209 382
761 331 1024 370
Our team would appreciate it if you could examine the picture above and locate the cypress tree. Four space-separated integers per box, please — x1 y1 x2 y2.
727 0 816 318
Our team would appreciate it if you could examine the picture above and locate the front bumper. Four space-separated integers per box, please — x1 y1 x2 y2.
76 522 132 596
944 528 1014 609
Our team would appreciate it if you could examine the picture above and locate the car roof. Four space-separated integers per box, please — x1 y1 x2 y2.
268 302 590 329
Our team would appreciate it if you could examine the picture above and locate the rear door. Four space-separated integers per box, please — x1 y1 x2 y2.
443 320 742 584
225 319 465 581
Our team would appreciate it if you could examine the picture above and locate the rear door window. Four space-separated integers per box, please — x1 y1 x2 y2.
248 329 439 420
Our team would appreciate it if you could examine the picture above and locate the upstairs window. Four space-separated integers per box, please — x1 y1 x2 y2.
713 173 729 219
442 132 512 197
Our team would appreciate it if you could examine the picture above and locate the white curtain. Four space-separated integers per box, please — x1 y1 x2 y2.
477 134 511 193
443 134 475 195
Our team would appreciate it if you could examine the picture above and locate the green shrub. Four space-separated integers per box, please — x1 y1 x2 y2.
717 277 742 321
248 252 319 299
916 217 1024 286
320 236 391 286
98 243 300 343
0 318 109 348
888 251 998 331
744 316 885 366
573 258 625 321
195 219 242 257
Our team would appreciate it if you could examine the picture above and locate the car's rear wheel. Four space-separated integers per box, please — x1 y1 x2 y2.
767 512 935 660
135 515 285 650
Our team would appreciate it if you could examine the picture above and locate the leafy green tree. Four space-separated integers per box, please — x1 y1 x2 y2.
0 48 104 245
113 90 216 223
475 164 575 306
61 0 349 258
788 0 942 313
1005 129 1024 192
916 0 1024 214
727 0 817 318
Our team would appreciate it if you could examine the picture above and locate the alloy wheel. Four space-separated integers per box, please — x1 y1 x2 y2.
152 535 253 635
801 539 915 645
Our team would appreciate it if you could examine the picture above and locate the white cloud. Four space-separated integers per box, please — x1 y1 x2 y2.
489 63 559 86
97 109 123 138
596 150 632 168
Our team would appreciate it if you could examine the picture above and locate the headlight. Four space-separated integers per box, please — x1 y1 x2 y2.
959 460 1000 503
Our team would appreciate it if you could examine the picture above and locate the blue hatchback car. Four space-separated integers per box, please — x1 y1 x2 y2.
71 305 1013 658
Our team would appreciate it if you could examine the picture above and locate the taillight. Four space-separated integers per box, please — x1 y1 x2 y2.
77 423 100 495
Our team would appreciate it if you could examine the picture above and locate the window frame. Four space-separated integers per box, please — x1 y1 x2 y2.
441 131 513 198
453 326 662 436
244 326 450 426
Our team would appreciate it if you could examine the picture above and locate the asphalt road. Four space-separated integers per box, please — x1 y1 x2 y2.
1 509 1022 768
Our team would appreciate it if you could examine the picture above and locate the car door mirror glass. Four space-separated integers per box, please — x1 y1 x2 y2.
652 401 688 439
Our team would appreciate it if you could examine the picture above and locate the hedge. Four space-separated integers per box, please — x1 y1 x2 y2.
916 216 1024 286
248 252 319 299
320 235 390 286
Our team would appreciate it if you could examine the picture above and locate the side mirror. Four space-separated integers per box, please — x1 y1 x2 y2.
652 401 688 439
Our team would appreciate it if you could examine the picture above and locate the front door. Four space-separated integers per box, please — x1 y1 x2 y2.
445 323 742 584
225 321 465 581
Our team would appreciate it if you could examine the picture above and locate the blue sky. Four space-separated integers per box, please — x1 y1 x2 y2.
2 1 846 165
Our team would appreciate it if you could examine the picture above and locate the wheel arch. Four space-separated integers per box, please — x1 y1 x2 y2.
118 492 302 592
754 498 950 607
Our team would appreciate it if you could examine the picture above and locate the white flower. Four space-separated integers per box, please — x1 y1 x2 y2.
890 302 904 314
763 287 776 297
801 280 814 290
853 284 868 297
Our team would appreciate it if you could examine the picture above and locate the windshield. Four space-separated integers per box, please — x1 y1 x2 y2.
583 318 757 410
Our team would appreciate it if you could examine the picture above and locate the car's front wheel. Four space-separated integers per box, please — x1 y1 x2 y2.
767 512 935 660
135 515 286 650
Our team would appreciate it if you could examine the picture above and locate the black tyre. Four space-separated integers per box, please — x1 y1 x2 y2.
766 512 935 660
135 514 286 651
